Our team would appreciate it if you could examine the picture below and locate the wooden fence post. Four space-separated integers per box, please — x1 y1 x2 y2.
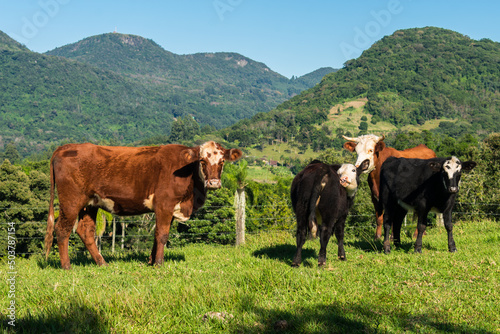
235 188 246 246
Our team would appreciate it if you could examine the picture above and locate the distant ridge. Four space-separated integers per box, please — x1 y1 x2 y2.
0 30 335 156
0 30 28 52
224 27 500 149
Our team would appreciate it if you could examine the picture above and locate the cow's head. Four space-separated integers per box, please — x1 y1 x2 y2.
429 156 477 194
197 141 243 189
337 159 370 197
343 134 385 173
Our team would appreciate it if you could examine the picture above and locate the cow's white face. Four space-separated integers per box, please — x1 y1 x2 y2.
343 134 384 174
199 141 242 189
337 163 358 197
442 156 463 194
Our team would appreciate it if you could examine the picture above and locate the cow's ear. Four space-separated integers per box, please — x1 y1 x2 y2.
343 142 357 152
375 141 385 152
428 161 442 172
462 161 477 172
181 147 199 164
225 148 243 161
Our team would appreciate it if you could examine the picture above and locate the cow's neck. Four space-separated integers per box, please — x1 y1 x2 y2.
192 162 208 212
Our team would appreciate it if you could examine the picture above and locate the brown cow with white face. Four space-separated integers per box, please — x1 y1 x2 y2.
45 141 242 269
343 134 436 239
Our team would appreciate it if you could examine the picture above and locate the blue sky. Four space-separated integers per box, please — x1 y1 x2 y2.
1 0 499 78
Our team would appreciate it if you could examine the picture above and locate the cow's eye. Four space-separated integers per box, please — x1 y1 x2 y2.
445 165 450 170
368 149 373 153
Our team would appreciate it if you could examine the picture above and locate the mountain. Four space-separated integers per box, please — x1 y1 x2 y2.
0 31 334 157
45 33 335 127
224 27 500 150
290 67 337 89
0 31 28 52
0 48 175 154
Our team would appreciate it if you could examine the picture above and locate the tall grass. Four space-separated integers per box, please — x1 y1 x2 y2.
1 219 499 333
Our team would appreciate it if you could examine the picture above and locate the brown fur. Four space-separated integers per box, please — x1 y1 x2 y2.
344 141 436 239
45 142 242 269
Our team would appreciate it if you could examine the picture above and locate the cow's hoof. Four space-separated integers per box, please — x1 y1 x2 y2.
384 249 390 254
339 256 346 261
449 248 457 253
318 261 326 267
414 249 422 254
291 262 300 268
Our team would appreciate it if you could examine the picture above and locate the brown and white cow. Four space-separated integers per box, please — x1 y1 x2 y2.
342 134 436 239
44 141 242 269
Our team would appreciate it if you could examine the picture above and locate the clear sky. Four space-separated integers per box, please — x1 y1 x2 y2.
1 0 499 78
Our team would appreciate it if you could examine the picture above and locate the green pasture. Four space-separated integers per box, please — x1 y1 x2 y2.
1 219 499 333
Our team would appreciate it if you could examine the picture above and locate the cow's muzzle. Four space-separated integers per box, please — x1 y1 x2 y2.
449 186 459 193
339 176 351 188
206 179 222 189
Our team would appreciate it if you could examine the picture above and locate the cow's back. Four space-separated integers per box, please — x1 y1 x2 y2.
376 144 435 171
52 143 164 191
380 157 443 204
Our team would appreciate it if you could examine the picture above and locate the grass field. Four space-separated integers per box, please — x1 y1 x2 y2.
2 219 499 333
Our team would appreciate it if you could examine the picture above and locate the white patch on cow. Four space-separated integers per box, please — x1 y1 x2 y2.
348 134 382 173
89 194 116 213
309 218 318 239
200 141 224 166
143 194 154 210
443 156 462 180
173 202 190 222
337 163 358 197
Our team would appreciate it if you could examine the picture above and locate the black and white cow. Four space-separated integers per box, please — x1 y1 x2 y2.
290 159 370 267
379 156 476 254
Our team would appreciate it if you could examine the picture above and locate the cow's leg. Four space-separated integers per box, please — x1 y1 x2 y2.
414 210 430 253
292 223 307 267
54 208 80 270
334 217 347 261
391 209 406 250
150 209 174 266
442 211 456 252
76 207 107 267
383 205 405 253
368 177 384 240
318 220 334 266
375 211 384 240
382 207 393 254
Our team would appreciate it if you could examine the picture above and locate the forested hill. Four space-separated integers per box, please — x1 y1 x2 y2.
45 33 334 122
0 31 334 157
224 27 500 149
0 31 28 52
0 46 175 153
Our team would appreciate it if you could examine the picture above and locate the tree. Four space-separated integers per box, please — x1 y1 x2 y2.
2 143 21 164
0 160 49 256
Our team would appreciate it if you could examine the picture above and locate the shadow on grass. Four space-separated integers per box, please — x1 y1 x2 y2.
231 297 495 334
346 237 416 253
0 302 109 334
252 244 317 267
39 249 186 269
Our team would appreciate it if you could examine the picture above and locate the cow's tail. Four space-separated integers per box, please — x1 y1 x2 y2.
44 158 56 260
307 174 328 238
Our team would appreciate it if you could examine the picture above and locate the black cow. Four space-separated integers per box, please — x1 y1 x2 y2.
379 156 476 254
291 159 370 267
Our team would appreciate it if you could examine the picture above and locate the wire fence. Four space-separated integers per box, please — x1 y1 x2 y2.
1 201 499 257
